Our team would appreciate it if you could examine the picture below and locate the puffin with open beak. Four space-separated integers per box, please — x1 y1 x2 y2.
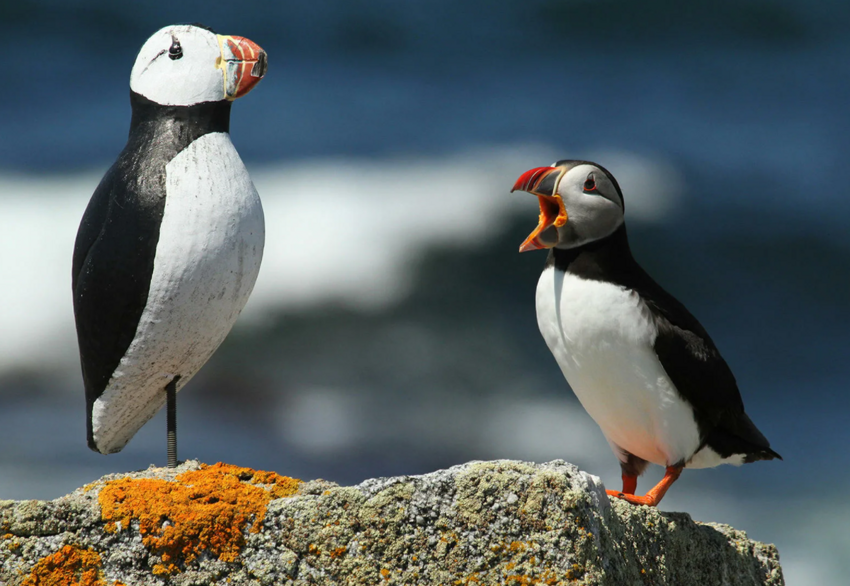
513 160 780 506
73 24 268 464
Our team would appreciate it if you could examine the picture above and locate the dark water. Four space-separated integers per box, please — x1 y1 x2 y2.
0 1 848 582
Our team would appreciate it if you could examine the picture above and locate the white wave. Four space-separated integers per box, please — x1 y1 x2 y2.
0 146 681 374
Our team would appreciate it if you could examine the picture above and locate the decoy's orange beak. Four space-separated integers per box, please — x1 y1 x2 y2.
511 166 568 253
217 35 268 100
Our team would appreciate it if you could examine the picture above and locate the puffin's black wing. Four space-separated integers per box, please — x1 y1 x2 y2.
72 141 168 448
631 271 781 462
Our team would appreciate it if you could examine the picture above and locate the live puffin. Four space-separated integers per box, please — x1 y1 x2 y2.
512 160 780 506
72 24 268 464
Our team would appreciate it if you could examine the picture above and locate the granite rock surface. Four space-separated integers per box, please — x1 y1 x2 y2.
0 459 783 585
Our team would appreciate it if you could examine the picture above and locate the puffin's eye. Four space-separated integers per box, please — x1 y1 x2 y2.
168 38 183 60
583 173 597 192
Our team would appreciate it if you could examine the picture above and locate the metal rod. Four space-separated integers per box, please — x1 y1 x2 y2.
166 376 180 468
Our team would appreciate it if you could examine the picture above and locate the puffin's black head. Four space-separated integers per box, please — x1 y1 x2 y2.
511 160 625 252
129 24 268 106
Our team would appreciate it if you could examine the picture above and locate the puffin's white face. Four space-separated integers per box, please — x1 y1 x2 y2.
130 24 267 106
512 161 625 251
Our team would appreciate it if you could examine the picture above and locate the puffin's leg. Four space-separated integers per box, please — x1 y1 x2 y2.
609 465 684 507
605 474 637 496
606 452 648 496
166 377 180 468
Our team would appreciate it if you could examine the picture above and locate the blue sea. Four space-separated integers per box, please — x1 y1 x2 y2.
1 1 849 583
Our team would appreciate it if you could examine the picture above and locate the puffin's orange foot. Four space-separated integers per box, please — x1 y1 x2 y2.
606 490 663 507
606 465 683 507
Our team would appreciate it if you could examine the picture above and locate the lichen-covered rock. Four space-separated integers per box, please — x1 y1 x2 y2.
0 459 783 585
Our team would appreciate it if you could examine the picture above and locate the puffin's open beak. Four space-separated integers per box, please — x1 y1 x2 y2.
217 35 268 100
511 166 568 253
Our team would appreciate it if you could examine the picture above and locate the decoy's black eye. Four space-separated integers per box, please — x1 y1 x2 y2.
583 173 597 192
168 38 183 60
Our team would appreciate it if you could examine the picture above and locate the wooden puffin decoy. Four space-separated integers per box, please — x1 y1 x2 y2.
72 24 268 465
512 160 780 506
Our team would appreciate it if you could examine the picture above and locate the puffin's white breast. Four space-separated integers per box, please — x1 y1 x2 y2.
91 132 265 453
536 266 701 467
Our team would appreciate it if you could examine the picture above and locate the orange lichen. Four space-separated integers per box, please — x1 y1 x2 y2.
503 572 560 585
21 545 105 586
329 547 347 559
98 462 301 575
380 568 391 580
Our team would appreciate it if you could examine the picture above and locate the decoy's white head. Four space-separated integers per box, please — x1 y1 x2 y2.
512 160 625 252
129 24 268 106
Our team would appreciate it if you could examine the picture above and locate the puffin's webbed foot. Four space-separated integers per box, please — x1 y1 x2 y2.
606 466 683 507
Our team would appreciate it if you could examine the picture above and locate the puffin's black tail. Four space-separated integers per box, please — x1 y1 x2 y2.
738 438 782 463
746 446 783 463
707 411 782 463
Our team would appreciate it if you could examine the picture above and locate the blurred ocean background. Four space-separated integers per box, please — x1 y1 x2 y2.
1 0 848 582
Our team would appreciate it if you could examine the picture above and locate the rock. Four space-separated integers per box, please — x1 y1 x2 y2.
0 459 783 585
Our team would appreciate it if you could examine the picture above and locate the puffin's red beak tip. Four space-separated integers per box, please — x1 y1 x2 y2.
512 167 552 194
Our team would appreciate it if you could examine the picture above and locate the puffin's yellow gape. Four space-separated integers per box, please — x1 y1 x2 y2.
511 166 568 252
